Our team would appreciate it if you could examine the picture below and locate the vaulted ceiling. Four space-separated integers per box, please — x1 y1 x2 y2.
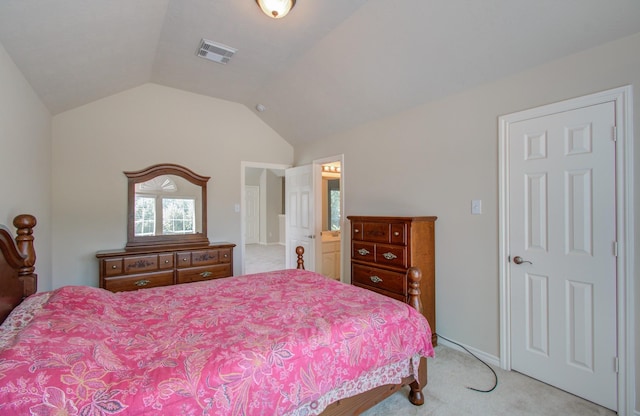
1 0 639 146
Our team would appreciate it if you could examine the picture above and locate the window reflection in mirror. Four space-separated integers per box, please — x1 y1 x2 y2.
133 175 202 237
125 163 209 249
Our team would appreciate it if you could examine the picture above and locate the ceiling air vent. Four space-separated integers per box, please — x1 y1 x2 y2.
197 39 237 64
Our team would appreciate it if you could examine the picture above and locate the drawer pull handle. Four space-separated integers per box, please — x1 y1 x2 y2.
223 254 228 258
357 248 370 256
370 275 383 284
111 265 118 269
200 271 213 278
164 259 170 263
382 252 397 260
135 279 151 287
182 258 188 262
394 231 400 236
354 229 360 233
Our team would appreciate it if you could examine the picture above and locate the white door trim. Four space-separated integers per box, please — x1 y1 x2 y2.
244 185 260 244
498 86 634 414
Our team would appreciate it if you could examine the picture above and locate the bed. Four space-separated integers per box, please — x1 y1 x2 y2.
0 214 433 415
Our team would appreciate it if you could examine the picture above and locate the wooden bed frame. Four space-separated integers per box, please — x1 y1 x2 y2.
0 214 427 415
0 214 37 324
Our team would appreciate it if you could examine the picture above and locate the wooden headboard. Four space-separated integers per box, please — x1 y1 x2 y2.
0 214 37 324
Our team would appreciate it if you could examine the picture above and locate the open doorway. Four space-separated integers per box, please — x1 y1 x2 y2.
312 155 344 282
241 156 344 280
240 162 289 275
318 161 342 280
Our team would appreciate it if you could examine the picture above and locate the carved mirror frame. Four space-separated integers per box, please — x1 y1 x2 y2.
125 163 210 249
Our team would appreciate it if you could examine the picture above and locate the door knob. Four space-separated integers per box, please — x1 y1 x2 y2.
513 256 532 265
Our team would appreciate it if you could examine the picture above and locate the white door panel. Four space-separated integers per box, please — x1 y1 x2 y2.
509 102 617 410
285 165 315 270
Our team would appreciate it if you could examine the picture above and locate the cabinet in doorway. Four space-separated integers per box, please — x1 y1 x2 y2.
348 216 436 345
321 239 341 280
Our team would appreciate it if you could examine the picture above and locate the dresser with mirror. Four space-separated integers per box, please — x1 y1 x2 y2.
96 163 235 292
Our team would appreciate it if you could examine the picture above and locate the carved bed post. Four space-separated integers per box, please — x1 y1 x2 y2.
296 246 305 270
13 214 37 295
406 267 423 314
406 266 427 406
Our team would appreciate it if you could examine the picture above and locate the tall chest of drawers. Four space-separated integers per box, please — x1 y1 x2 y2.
96 243 235 293
348 216 436 344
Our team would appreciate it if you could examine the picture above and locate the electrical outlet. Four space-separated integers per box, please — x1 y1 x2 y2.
471 200 482 215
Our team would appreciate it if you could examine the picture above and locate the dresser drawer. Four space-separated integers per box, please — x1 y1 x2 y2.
123 255 158 274
375 244 407 268
218 248 232 263
390 223 406 245
351 222 364 241
103 271 174 292
103 258 123 276
353 282 406 303
176 264 232 284
158 253 174 269
352 264 406 297
352 242 375 262
362 222 390 243
179 248 232 268
176 252 192 268
191 249 219 266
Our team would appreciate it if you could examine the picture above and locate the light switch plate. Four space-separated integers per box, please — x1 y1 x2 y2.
471 199 482 215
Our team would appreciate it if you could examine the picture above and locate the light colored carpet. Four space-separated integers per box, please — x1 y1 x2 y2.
244 243 285 274
244 246 616 415
362 345 615 416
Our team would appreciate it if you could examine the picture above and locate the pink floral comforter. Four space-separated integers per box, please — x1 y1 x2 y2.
0 269 433 415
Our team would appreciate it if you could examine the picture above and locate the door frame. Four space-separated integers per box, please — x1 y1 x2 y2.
241 156 345 278
240 161 290 275
244 185 260 244
498 86 634 414
312 154 345 282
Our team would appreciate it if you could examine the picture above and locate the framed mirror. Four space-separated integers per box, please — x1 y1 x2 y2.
125 164 210 249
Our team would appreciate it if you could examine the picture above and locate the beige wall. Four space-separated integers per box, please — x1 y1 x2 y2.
0 42 52 290
295 33 640 411
52 83 293 288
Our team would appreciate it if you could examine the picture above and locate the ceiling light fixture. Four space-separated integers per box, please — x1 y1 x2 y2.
255 0 296 19
322 165 341 174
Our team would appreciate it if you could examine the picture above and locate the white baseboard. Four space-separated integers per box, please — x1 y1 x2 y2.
436 335 501 368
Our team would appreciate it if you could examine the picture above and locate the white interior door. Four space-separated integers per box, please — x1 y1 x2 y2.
508 102 617 410
245 185 259 244
285 165 316 270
